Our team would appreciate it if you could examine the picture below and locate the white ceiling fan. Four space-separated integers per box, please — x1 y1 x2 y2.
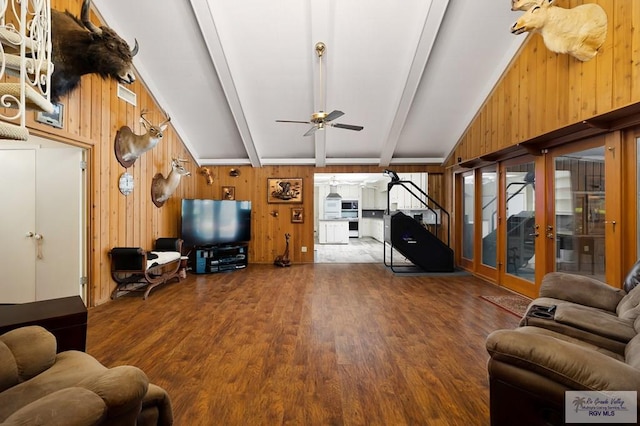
276 42 364 137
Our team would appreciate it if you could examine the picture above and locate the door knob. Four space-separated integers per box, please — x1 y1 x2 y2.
26 231 34 237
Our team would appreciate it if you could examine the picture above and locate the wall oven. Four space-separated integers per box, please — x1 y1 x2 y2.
348 220 359 238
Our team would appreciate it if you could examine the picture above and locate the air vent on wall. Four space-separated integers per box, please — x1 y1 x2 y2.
117 84 137 106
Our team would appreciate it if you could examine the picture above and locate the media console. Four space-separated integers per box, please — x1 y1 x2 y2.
191 243 248 274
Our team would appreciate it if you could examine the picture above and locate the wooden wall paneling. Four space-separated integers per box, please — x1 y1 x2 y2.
595 0 614 115
611 0 632 108
519 43 532 141
483 103 490 154
543 47 557 132
502 71 512 147
631 2 640 102
491 87 500 152
79 76 92 139
534 35 547 137
510 58 521 143
581 56 598 120
98 76 111 304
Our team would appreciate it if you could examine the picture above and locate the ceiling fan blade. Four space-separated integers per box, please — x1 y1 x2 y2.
324 110 344 122
331 123 364 131
276 120 310 124
303 126 318 137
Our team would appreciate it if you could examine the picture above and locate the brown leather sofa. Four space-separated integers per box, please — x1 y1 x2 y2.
486 324 640 426
485 263 640 425
0 326 172 425
520 263 640 354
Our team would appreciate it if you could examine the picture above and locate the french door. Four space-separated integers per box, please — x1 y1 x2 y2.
498 157 540 298
545 134 622 286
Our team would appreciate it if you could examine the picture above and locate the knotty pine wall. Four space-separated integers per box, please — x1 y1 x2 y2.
447 0 640 166
190 164 445 265
23 1 447 307
24 0 196 306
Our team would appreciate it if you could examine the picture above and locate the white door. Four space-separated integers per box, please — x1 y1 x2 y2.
0 139 85 303
35 145 84 300
0 148 37 302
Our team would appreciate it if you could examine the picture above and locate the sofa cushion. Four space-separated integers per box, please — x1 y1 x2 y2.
554 304 636 342
617 284 640 320
2 387 107 426
0 326 56 391
540 272 625 311
0 351 106 422
0 341 18 393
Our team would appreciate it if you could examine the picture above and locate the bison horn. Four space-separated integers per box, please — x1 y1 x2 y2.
131 39 139 57
81 0 103 35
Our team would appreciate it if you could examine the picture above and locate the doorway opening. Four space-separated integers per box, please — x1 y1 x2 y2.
313 172 428 264
0 136 88 303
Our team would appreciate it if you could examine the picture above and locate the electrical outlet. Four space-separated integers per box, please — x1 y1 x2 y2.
301 246 307 252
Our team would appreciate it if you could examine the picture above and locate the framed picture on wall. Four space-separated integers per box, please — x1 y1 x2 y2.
267 178 302 203
291 207 303 223
222 186 235 200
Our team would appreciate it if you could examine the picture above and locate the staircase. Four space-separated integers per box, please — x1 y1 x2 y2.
383 177 455 272
0 0 54 140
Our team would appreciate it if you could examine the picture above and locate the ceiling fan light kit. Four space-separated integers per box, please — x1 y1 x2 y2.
276 42 364 137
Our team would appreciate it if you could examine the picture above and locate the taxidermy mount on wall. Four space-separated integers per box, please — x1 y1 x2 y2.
114 109 171 168
510 0 607 62
151 158 191 208
50 0 138 101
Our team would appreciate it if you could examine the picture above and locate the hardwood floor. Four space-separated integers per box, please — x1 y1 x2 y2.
87 263 520 425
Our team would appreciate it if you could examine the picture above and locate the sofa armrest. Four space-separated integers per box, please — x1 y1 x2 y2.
77 365 149 420
540 272 625 312
486 328 640 390
1 387 107 426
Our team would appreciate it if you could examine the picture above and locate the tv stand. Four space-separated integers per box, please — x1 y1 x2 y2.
192 243 248 274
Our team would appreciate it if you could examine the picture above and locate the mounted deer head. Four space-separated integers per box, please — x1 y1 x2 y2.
114 109 171 168
151 158 191 208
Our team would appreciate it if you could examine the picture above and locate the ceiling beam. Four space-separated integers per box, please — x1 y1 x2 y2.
189 0 261 167
378 0 450 167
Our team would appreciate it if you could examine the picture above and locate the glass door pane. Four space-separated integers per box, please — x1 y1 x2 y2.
481 166 498 268
554 147 605 280
504 163 536 281
462 172 474 260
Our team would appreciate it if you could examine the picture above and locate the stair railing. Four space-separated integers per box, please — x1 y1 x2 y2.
386 179 451 247
0 0 52 133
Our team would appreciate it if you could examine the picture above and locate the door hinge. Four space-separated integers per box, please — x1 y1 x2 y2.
80 160 87 171
80 276 87 287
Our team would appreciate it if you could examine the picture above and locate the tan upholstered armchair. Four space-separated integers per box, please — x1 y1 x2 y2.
0 326 172 425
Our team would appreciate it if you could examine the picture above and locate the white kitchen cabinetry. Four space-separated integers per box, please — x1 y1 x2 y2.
371 219 385 242
318 220 349 244
389 173 428 209
362 187 375 209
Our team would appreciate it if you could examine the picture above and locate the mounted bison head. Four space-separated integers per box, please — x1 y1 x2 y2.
50 0 138 101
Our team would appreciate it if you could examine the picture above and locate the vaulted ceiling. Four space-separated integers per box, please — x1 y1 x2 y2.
91 0 527 168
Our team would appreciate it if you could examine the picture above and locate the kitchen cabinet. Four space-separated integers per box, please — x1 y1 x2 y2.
318 220 349 244
389 173 428 210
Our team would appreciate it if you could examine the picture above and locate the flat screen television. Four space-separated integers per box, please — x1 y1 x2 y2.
181 199 251 247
